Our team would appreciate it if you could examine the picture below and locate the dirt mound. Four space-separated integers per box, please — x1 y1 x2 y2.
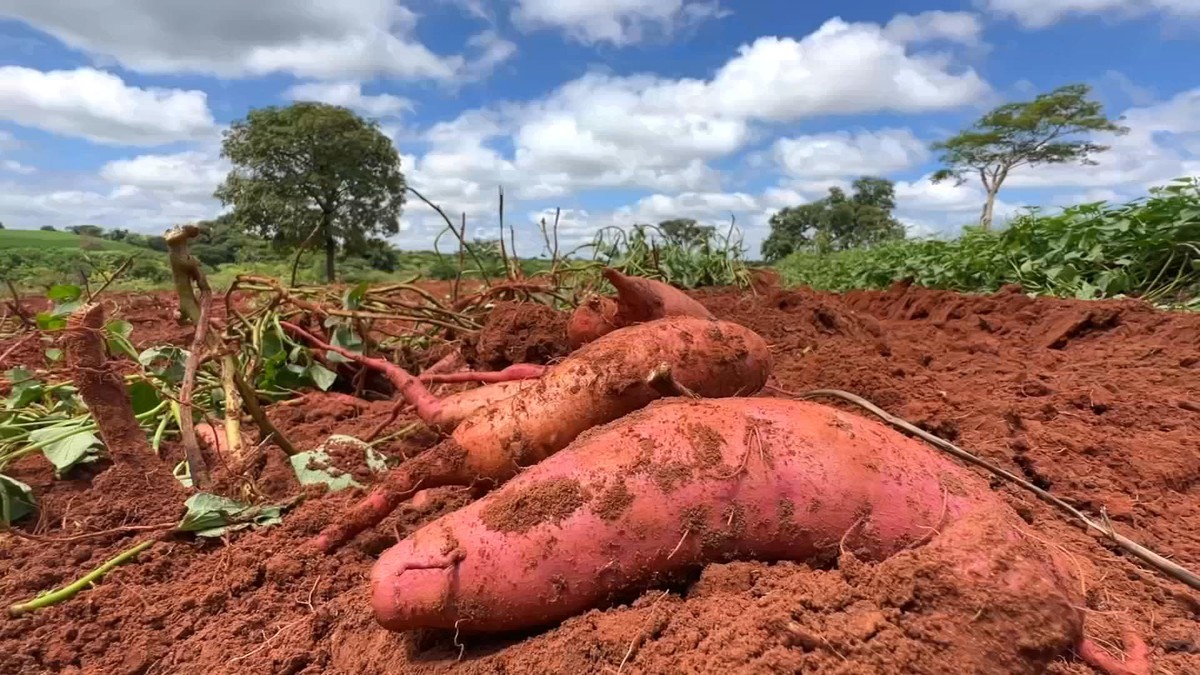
463 301 570 369
2 283 1199 674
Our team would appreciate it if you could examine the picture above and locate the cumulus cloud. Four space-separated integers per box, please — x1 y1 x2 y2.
0 179 223 232
986 0 1200 29
99 150 230 199
0 0 512 81
511 0 727 45
882 11 984 45
2 160 36 175
774 129 930 179
401 16 989 230
0 66 214 145
285 81 414 119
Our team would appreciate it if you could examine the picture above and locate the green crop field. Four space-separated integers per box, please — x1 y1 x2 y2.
0 229 142 252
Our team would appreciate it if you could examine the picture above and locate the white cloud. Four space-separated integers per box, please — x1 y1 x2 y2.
511 0 727 45
986 0 1200 28
1003 87 1200 191
0 0 510 82
418 16 986 206
882 11 984 45
682 20 989 122
2 159 35 175
0 66 214 145
99 150 230 199
0 179 223 232
464 30 519 78
774 128 930 179
285 81 414 119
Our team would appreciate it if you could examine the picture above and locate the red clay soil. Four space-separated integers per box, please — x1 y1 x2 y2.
461 301 571 370
2 283 1199 674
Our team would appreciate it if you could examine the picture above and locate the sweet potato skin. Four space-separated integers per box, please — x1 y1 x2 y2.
433 381 534 428
567 269 714 348
445 316 772 484
371 398 1079 638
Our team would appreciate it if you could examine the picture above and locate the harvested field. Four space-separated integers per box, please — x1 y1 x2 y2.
2 283 1198 675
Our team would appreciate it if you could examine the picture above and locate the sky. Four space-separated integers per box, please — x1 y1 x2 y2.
0 0 1198 258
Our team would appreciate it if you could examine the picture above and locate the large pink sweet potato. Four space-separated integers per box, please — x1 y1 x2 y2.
369 397 1145 674
567 268 715 348
313 316 773 552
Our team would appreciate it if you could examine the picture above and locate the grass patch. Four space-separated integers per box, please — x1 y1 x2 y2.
0 229 141 252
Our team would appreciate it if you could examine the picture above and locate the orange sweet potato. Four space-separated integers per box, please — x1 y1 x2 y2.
567 268 715 348
312 316 772 552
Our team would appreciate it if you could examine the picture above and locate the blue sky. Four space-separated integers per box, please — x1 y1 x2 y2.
0 0 1197 257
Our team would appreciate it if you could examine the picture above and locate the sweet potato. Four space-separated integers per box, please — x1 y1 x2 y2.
567 268 715 348
369 397 1145 674
420 363 547 384
313 316 772 552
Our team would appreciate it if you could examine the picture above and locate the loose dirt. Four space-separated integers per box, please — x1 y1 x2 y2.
462 301 571 370
2 283 1199 674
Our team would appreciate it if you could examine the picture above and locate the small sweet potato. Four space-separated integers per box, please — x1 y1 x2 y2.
369 397 1141 675
567 269 714 348
313 316 772 552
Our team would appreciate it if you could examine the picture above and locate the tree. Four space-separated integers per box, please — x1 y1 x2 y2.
761 177 905 261
40 225 56 231
657 218 715 247
68 225 104 238
930 83 1128 230
215 102 406 282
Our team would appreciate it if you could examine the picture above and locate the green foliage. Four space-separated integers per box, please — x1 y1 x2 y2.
0 228 141 252
176 493 284 537
215 102 407 282
777 177 1200 307
657 219 715 247
586 222 750 289
0 249 169 292
931 83 1128 229
762 177 905 262
0 473 34 525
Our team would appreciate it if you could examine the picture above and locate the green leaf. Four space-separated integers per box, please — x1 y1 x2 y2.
289 435 383 492
176 493 283 538
49 300 81 318
325 325 363 364
127 380 162 416
342 282 368 310
307 363 338 391
0 473 35 525
289 450 362 492
139 346 188 384
106 319 133 339
35 312 67 331
30 425 101 477
47 284 83 303
6 368 44 409
105 320 139 360
44 347 63 362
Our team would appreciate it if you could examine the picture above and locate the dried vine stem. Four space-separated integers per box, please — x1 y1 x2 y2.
179 291 214 489
407 184 492 288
